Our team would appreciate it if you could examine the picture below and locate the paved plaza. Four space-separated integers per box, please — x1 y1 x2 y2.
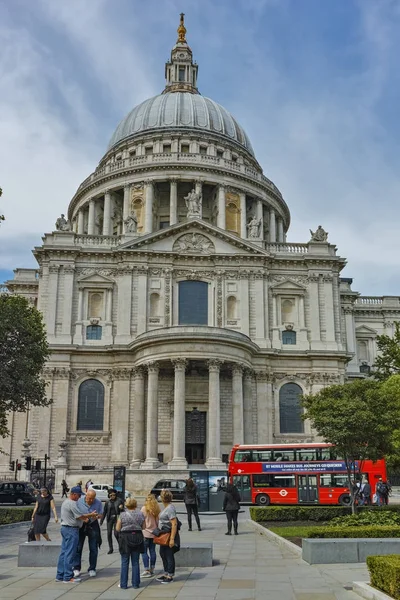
0 505 370 600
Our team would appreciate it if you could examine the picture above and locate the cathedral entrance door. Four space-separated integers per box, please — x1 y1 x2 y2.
185 410 206 465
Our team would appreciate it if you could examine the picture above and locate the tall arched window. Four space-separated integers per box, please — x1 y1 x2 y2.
150 293 160 317
279 383 304 433
178 281 208 325
77 379 104 431
227 296 237 320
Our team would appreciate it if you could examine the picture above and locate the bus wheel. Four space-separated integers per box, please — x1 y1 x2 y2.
338 494 351 506
256 494 270 506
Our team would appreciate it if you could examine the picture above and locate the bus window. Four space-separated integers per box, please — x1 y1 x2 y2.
297 448 318 461
320 474 349 487
253 450 273 462
273 450 295 462
234 450 252 462
253 474 273 487
319 448 332 460
253 474 296 488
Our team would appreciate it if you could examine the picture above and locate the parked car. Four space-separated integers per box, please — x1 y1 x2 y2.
0 481 37 505
88 484 131 502
150 479 187 501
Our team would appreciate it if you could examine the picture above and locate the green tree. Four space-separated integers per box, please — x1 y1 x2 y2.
373 322 400 381
0 295 51 439
302 377 400 512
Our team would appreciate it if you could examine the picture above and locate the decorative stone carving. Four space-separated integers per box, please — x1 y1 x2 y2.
55 214 72 231
56 439 68 464
172 358 188 370
124 211 138 233
309 225 328 242
113 368 132 379
173 233 214 254
247 215 261 239
164 269 171 326
216 272 223 327
21 438 32 459
207 359 223 372
184 188 202 218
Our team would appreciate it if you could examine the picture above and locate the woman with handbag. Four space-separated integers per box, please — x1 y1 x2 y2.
140 494 160 577
115 498 145 590
155 489 180 584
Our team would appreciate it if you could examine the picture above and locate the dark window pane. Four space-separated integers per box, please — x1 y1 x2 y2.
178 281 208 325
77 379 104 431
282 330 296 345
86 325 102 340
279 383 304 433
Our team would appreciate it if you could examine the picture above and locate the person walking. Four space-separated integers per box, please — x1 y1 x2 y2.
100 489 124 554
61 479 69 499
115 498 145 590
31 487 58 541
156 489 180 585
73 489 103 579
140 494 160 578
183 478 201 531
85 479 93 493
223 482 241 536
55 486 98 584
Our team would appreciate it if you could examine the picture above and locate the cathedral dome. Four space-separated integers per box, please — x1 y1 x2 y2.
107 92 255 156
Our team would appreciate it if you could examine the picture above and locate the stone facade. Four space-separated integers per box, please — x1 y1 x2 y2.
2 18 400 492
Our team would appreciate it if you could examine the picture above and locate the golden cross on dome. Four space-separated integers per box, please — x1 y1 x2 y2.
177 12 186 43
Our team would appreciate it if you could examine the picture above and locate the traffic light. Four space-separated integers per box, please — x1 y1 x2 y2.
35 460 42 471
25 457 32 470
9 461 15 472
17 462 22 471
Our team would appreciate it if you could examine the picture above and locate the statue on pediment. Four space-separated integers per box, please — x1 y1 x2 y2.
184 188 202 218
124 211 138 233
309 225 328 242
247 215 261 239
55 214 71 231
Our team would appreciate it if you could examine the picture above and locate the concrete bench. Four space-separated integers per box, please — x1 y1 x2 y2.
18 541 213 568
302 538 400 565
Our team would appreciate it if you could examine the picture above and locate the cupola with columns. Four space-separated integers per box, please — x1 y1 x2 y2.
163 13 199 94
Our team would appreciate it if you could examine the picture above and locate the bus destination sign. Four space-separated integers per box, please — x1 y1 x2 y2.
262 461 355 473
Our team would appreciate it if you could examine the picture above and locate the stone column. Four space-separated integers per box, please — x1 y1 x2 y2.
88 198 95 235
111 370 131 463
344 307 358 370
77 210 84 234
136 267 148 335
169 359 188 469
256 371 269 442
217 185 226 229
256 199 264 240
46 265 59 339
232 364 244 445
61 265 75 340
116 268 132 344
103 189 112 236
144 180 154 233
277 218 284 242
240 192 247 238
205 359 225 469
269 208 276 242
123 184 131 232
131 367 145 467
169 178 178 225
141 362 160 469
243 370 254 443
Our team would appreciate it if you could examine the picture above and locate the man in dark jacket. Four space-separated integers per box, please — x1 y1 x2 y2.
223 483 241 535
100 490 124 554
183 478 201 531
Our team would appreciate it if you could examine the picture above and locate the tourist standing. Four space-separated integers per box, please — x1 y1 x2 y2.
61 479 69 498
183 478 201 531
100 489 124 554
73 489 103 578
140 494 160 577
115 498 145 590
31 487 58 541
156 489 180 585
223 483 241 535
56 486 98 584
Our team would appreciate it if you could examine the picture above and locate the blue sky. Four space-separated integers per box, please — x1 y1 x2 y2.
1 0 400 294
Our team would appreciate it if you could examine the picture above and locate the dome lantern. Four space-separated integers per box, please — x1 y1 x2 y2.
163 13 199 95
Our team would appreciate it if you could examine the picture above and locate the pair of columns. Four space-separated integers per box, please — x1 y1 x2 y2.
76 191 113 236
131 360 245 470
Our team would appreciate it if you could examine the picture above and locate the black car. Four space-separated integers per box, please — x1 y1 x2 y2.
150 479 187 501
0 481 37 505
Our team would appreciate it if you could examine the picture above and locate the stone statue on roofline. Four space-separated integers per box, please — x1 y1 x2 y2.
247 215 261 239
124 211 138 233
55 214 71 231
184 188 202 217
309 225 328 242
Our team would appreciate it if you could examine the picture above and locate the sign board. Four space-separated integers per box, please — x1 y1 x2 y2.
190 471 209 512
262 461 356 474
113 466 126 502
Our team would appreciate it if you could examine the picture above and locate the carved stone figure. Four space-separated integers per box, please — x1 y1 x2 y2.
55 214 71 231
247 215 261 239
124 212 138 233
184 188 202 217
173 233 214 254
309 225 328 242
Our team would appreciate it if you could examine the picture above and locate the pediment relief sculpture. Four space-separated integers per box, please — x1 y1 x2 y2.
173 233 215 254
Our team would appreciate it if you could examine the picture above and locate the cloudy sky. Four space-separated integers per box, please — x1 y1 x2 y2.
1 0 400 294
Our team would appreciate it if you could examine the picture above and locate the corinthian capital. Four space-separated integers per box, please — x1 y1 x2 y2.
172 358 188 371
207 358 223 372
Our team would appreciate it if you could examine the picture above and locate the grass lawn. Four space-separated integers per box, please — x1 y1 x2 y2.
263 521 330 547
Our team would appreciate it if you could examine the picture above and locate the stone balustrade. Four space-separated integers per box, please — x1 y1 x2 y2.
75 235 122 247
264 242 309 254
355 297 383 305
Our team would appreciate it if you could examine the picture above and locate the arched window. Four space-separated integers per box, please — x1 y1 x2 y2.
279 383 304 433
88 292 103 318
178 281 208 325
77 379 104 430
150 293 160 317
227 296 237 320
282 330 296 345
86 325 102 340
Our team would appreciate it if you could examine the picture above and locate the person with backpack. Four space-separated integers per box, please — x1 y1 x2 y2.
183 478 201 532
376 478 389 506
223 482 241 535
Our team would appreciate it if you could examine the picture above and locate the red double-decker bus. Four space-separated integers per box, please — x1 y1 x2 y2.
228 443 387 506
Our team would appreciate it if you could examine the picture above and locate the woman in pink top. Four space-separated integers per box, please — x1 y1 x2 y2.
140 494 160 577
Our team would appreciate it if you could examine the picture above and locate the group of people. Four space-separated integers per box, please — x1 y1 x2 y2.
354 477 391 506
